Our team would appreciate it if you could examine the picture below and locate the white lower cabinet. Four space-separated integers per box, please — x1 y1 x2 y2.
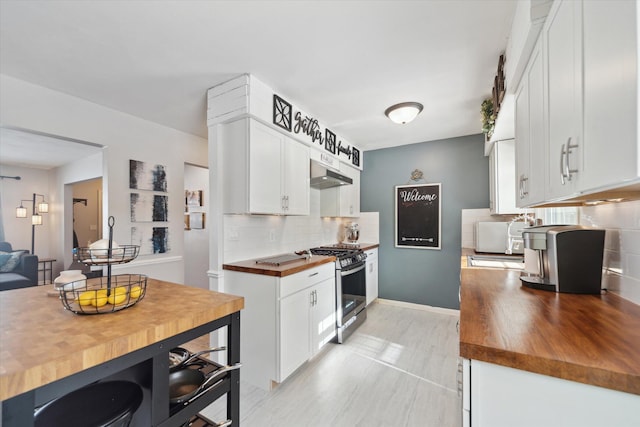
365 248 378 305
280 274 335 380
225 263 335 390
463 359 640 427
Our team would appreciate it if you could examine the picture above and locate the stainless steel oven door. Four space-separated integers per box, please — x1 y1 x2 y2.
336 261 366 343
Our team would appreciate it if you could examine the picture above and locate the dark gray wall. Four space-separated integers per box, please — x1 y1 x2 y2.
361 133 489 309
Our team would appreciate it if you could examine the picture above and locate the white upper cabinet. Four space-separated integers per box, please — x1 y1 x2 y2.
515 0 640 206
515 35 546 207
489 139 521 214
543 0 583 201
321 163 360 217
222 117 310 215
581 0 638 192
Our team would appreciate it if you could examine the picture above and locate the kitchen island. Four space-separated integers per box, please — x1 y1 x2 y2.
459 252 640 426
0 279 244 427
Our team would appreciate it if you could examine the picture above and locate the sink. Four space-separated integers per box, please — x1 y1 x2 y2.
467 254 525 270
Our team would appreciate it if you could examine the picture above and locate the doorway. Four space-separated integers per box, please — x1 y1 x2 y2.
71 178 103 249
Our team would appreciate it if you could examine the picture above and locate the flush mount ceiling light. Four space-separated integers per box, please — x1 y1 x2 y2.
384 102 424 124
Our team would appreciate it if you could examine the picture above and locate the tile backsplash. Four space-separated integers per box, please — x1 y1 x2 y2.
224 189 380 263
580 200 640 305
461 202 640 306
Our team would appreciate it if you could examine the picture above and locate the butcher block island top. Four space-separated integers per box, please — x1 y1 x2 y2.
223 254 335 277
459 263 640 395
0 279 244 401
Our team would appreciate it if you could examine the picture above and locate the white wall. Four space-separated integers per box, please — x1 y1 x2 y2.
0 164 53 255
0 74 208 283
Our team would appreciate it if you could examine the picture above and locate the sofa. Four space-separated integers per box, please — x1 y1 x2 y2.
0 242 39 291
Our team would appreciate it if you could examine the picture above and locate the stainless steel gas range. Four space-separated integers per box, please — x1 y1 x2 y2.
310 245 367 343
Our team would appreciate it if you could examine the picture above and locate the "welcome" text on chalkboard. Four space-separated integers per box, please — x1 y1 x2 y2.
395 183 441 250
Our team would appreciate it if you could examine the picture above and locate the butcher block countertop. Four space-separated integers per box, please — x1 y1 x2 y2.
460 252 640 395
222 243 379 278
223 255 335 277
0 279 244 401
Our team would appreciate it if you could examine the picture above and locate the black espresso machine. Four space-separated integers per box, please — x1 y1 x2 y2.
520 225 605 294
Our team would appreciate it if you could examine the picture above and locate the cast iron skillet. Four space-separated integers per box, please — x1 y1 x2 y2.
169 363 241 404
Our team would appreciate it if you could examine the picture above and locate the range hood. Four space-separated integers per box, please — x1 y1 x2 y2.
310 160 353 189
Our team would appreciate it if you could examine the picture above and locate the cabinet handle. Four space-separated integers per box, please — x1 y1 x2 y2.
314 290 317 306
565 138 579 182
308 272 319 277
456 358 463 398
560 143 567 185
522 176 528 196
310 291 315 307
560 138 579 185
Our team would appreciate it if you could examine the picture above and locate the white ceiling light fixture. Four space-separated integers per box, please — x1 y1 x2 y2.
385 102 424 124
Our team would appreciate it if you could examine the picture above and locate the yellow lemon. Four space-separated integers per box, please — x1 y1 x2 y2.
77 291 94 306
107 292 127 305
92 289 108 307
114 286 128 295
129 285 142 299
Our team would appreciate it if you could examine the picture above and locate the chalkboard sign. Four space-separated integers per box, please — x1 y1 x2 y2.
395 183 441 250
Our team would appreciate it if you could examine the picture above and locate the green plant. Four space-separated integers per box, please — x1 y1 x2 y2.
481 98 496 138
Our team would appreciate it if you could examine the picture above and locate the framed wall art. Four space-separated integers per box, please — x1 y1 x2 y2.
189 212 205 229
395 183 441 250
273 94 292 132
352 147 360 167
131 225 170 255
185 189 203 207
130 193 168 222
129 159 168 192
325 129 336 154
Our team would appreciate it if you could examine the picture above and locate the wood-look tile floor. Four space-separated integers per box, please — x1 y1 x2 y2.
201 301 462 427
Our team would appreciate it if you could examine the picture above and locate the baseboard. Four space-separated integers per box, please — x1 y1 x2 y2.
375 298 460 316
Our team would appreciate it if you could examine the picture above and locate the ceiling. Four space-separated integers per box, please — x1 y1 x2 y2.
0 127 103 170
0 0 515 164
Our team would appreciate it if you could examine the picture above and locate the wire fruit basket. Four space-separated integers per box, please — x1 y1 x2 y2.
55 216 147 315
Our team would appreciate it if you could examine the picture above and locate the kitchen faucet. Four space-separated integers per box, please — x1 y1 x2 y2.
506 214 537 254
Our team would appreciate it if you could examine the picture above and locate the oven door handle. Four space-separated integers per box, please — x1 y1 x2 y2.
340 263 366 276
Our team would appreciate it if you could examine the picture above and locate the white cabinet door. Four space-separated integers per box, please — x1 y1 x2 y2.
515 36 545 208
283 137 310 215
581 0 638 192
339 164 360 217
223 118 310 215
469 359 640 427
321 163 361 217
310 277 336 355
279 287 312 381
365 248 378 306
489 140 520 214
249 119 283 214
544 0 583 201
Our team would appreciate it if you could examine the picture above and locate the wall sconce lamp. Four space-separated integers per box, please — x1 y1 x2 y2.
384 102 424 124
16 193 49 254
